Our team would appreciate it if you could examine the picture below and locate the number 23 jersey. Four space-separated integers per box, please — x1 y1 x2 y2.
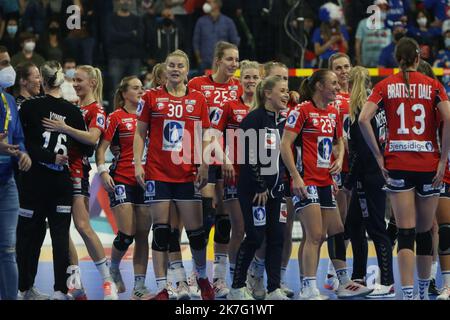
367 71 447 172
138 86 210 183
285 101 343 187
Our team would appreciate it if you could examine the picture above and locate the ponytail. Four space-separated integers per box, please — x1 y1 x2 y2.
395 37 420 99
299 69 332 103
349 66 370 123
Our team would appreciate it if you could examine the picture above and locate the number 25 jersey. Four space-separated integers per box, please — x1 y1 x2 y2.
138 86 210 183
367 71 447 172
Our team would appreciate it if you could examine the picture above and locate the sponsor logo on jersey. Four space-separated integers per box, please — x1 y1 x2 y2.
145 180 156 197
317 137 333 168
328 113 336 119
252 206 266 226
201 85 214 91
306 186 319 200
388 140 435 153
386 178 405 188
229 85 239 91
157 98 169 103
279 203 288 223
185 99 196 105
136 99 144 116
122 118 134 123
125 122 133 130
211 109 223 125
312 118 319 127
114 185 127 201
204 90 211 98
19 208 34 218
96 113 105 129
309 112 319 117
286 111 299 128
163 120 184 151
233 110 247 115
157 102 165 110
50 111 66 122
236 115 243 123
186 105 194 113
56 206 72 213
264 132 277 150
423 184 440 193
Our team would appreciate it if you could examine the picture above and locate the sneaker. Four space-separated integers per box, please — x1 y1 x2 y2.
197 277 215 300
151 289 169 300
187 272 201 298
324 274 339 291
51 291 73 300
428 278 440 296
23 287 50 300
298 287 329 300
266 288 290 300
365 284 395 299
246 273 266 300
68 287 88 300
103 281 119 300
213 278 230 298
110 267 126 293
227 287 255 300
167 281 177 300
177 281 191 300
437 287 450 300
337 280 373 299
131 286 152 300
280 282 294 298
17 291 24 300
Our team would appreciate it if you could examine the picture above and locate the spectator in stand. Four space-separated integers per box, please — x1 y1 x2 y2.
40 20 64 62
355 0 391 67
61 0 96 65
142 0 158 69
149 7 184 63
193 0 240 73
11 32 45 68
407 9 441 64
379 21 408 68
106 0 143 111
60 58 79 104
0 17 21 56
163 0 192 55
434 21 450 97
22 0 56 40
313 2 349 68
386 0 411 28
424 0 448 27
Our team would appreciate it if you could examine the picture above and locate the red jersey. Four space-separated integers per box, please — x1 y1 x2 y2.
437 112 450 184
211 97 250 174
368 71 447 172
188 75 243 117
69 101 106 179
138 86 210 182
331 93 350 172
103 108 138 186
285 100 343 186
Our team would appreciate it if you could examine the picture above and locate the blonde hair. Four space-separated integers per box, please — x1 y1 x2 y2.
349 66 370 123
240 60 260 79
263 61 288 78
165 49 190 71
213 41 238 72
40 60 65 88
113 76 139 110
149 63 167 88
251 75 285 111
77 65 104 104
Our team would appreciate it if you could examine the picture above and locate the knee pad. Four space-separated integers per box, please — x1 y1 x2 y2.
327 232 346 261
397 228 415 253
187 228 206 251
169 228 181 253
202 197 215 237
416 229 433 256
151 224 170 252
438 224 450 255
214 215 231 244
113 231 134 251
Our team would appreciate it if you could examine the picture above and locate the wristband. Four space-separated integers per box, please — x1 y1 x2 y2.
97 163 109 175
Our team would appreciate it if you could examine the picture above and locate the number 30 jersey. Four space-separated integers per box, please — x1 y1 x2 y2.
367 71 447 172
285 100 343 187
138 86 210 183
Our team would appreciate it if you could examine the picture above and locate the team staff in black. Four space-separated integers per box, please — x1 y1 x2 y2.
228 75 290 300
16 61 91 300
343 66 395 298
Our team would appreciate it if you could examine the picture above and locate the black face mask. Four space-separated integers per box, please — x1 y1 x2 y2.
49 27 59 35
162 18 173 27
394 32 405 42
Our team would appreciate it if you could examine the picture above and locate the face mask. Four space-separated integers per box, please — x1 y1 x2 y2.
162 18 173 27
7 25 18 37
380 12 387 21
0 66 16 88
24 41 35 52
394 32 405 41
49 27 59 35
445 38 450 48
417 17 427 27
65 68 76 79
203 3 212 14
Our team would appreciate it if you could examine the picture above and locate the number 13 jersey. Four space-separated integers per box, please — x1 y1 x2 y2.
367 71 448 172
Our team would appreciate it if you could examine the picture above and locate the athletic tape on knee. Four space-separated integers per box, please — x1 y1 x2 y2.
397 228 415 252
327 232 346 261
169 228 181 253
113 231 134 251
214 215 231 244
187 228 206 250
416 229 433 256
438 224 450 255
151 224 170 252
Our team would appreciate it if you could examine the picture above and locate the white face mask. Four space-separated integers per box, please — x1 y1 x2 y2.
24 41 36 52
0 66 17 88
203 2 212 14
417 17 427 27
65 68 76 79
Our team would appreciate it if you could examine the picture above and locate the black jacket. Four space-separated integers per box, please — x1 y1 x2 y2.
344 108 386 189
238 107 286 198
